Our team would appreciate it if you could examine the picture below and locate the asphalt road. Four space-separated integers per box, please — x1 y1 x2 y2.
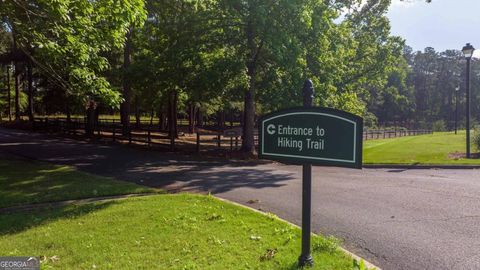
1 127 480 270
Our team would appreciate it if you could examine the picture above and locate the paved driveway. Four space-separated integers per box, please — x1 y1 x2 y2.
1 127 480 270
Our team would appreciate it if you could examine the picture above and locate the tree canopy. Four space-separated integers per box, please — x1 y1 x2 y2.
1 0 447 153
1 0 146 106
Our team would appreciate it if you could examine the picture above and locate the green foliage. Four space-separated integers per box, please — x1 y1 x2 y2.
312 235 341 253
432 120 447 132
1 0 414 137
474 127 480 152
363 111 378 129
353 259 376 270
368 45 480 130
1 0 147 107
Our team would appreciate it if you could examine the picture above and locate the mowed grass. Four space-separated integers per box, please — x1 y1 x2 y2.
363 131 480 165
0 194 355 270
0 158 358 269
0 158 156 208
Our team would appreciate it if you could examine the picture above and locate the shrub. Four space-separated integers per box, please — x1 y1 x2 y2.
474 127 480 152
312 235 340 253
432 120 446 132
363 112 378 129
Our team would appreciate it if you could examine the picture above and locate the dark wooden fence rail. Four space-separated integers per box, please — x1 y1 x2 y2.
363 129 432 140
32 117 249 152
31 117 432 152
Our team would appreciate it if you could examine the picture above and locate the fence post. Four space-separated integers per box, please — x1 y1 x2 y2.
217 134 221 148
129 129 132 144
170 133 175 152
112 124 116 142
147 129 151 146
196 132 200 153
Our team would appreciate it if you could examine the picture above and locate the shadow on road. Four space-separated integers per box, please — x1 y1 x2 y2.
0 128 295 194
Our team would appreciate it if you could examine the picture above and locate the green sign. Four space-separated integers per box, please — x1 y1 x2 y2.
258 107 363 168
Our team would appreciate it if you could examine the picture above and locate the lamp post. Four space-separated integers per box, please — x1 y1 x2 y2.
455 85 460 135
462 43 475 158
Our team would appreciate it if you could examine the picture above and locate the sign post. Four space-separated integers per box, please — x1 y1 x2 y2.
258 80 363 267
300 80 314 266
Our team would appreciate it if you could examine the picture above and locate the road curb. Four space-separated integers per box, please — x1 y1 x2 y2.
215 196 382 270
363 164 480 170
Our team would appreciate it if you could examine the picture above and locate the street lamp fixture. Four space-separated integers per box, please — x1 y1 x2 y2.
463 43 475 59
462 43 475 158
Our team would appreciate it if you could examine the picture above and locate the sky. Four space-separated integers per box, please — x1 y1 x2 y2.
387 0 480 57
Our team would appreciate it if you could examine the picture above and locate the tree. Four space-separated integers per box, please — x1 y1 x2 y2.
214 0 338 155
0 0 146 111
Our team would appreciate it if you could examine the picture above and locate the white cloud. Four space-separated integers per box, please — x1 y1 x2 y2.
473 50 480 59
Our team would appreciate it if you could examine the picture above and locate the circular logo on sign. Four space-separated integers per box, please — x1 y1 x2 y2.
267 124 276 135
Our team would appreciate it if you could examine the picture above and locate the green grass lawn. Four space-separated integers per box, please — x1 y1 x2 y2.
0 159 359 270
363 131 480 165
0 158 156 208
0 194 356 270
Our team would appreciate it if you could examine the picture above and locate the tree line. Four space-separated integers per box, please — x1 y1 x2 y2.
0 0 439 155
366 46 480 130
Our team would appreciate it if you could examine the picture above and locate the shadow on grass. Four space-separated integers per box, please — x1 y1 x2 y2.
0 201 116 236
0 158 150 209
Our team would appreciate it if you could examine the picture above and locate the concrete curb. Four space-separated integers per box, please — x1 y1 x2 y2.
215 197 382 270
364 164 480 170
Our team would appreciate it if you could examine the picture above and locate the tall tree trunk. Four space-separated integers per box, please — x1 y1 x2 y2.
168 90 175 139
242 88 255 154
85 100 95 137
167 90 178 150
173 91 178 138
197 107 203 127
13 36 20 121
218 110 225 129
94 105 100 133
134 94 140 128
188 102 195 133
241 21 260 155
150 107 154 126
14 65 20 121
6 65 11 121
158 104 166 131
27 61 34 122
240 110 244 127
120 26 133 136
66 99 71 123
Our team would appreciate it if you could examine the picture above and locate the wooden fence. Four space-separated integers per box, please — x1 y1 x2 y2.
363 129 432 140
32 117 256 153
30 117 431 152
